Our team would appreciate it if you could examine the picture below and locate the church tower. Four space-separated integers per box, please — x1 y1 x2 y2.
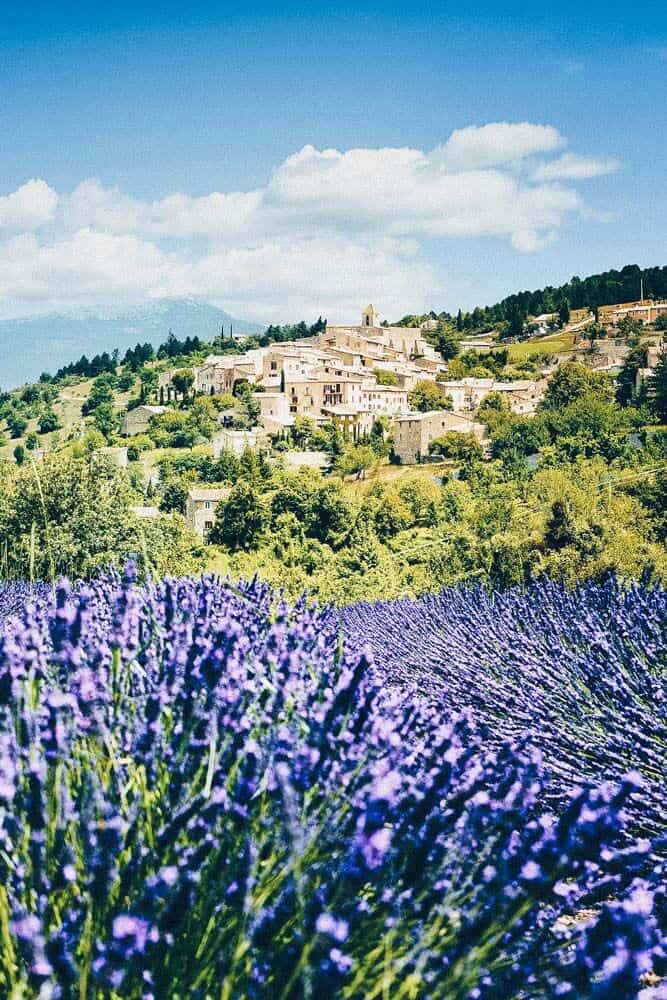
361 304 380 328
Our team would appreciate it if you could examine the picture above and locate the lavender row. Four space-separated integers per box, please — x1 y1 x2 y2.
343 575 667 852
0 580 52 621
0 570 664 997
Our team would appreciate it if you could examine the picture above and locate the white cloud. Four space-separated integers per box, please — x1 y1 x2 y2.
0 180 58 231
437 122 563 171
532 153 621 181
62 179 261 239
0 122 620 319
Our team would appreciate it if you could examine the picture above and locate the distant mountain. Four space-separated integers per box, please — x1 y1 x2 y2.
0 299 264 390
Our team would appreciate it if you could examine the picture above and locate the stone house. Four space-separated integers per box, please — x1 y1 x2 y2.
436 379 495 412
284 373 367 418
358 382 409 415
194 351 264 395
120 405 166 436
212 427 268 457
436 378 545 415
600 301 667 326
185 487 232 541
257 392 294 433
635 340 665 394
258 392 290 422
393 410 487 465
489 380 546 414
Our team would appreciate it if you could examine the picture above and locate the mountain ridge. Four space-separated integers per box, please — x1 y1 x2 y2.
0 299 263 390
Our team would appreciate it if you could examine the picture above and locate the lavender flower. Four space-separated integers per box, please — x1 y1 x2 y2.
0 570 662 997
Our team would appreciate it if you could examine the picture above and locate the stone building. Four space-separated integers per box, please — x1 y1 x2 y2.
436 379 495 412
436 378 546 415
212 427 268 457
599 300 667 326
393 410 487 464
120 405 166 436
185 487 232 540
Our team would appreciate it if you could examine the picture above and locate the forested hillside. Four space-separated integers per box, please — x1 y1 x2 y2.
398 263 667 331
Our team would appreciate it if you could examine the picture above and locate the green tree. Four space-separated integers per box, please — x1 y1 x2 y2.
615 344 648 406
148 410 197 449
540 363 612 410
373 369 399 386
478 392 510 423
7 413 28 438
189 396 218 439
291 416 319 448
429 431 484 462
82 374 115 415
25 432 40 451
362 484 412 540
271 470 350 544
334 445 376 479
408 380 453 412
489 413 549 460
160 476 193 514
558 300 571 327
13 445 25 466
209 481 267 550
646 354 667 422
616 316 643 340
0 454 201 580
435 322 460 361
140 369 159 402
544 499 579 551
235 383 261 427
93 402 117 440
37 409 61 434
506 308 526 340
172 369 195 399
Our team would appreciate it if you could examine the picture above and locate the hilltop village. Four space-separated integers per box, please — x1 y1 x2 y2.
124 306 545 470
110 299 664 539
1 277 666 600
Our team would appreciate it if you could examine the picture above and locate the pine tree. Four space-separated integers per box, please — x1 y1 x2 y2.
647 353 667 422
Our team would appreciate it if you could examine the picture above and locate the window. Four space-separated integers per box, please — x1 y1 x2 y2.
205 501 211 509
204 520 213 531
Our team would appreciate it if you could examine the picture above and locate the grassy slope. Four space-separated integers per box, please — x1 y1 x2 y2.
0 377 136 462
507 331 577 362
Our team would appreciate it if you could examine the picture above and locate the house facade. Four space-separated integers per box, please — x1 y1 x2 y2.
393 410 487 464
599 300 667 326
120 405 166 436
185 487 232 540
212 428 268 457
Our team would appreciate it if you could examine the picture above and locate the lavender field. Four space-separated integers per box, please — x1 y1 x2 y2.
0 572 665 998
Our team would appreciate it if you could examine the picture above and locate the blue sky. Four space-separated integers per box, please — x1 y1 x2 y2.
0 1 664 322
